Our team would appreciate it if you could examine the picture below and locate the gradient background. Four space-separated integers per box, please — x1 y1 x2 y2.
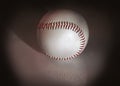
0 0 120 86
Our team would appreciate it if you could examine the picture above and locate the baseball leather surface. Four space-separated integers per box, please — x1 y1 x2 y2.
37 10 89 60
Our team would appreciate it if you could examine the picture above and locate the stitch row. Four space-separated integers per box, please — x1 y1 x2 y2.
38 21 86 60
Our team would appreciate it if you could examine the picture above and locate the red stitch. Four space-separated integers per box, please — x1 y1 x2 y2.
63 21 65 28
44 23 48 29
81 36 85 39
75 54 78 57
73 24 76 31
68 22 71 30
53 22 56 29
58 22 60 28
77 52 80 55
66 22 69 29
76 54 79 57
81 40 85 43
55 22 58 29
80 49 83 53
79 29 82 33
50 24 53 30
70 23 73 30
76 53 78 56
67 22 71 29
81 37 85 40
59 58 61 60
80 35 84 38
81 45 85 48
48 23 52 29
78 31 83 36
72 57 74 59
80 45 84 47
76 54 78 57
73 55 75 57
74 27 78 32
81 43 85 45
67 57 68 60
78 50 82 53
51 22 54 29
79 47 83 49
56 22 59 28
60 21 63 28
67 22 70 29
75 25 78 32
76 28 81 33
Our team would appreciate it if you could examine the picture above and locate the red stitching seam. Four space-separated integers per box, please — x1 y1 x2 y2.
38 21 86 60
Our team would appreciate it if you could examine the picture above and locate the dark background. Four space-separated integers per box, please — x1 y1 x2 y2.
0 0 120 86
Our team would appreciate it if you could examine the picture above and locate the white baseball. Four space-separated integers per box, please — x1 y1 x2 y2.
37 9 89 60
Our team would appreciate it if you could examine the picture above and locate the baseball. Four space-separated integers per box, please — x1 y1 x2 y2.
37 9 89 60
